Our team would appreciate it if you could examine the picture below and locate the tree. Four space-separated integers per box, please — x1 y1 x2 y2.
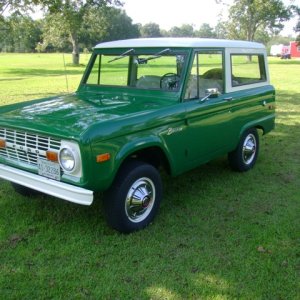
82 7 139 48
253 29 271 45
295 6 300 44
226 0 292 41
0 0 43 16
0 16 8 50
195 23 216 38
296 19 300 44
0 12 42 52
39 0 122 64
214 20 228 39
1 0 27 15
41 14 72 52
140 23 161 38
168 24 194 37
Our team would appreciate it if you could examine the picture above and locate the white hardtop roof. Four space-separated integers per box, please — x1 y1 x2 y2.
95 38 265 50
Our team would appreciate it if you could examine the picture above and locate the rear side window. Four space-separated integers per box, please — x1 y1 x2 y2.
231 54 266 87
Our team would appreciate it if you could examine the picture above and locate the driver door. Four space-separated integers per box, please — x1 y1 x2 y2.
183 50 235 165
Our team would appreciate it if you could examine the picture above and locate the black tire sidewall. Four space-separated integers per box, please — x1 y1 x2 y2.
104 161 162 233
229 128 259 172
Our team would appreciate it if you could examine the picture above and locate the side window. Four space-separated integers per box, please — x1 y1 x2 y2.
231 54 266 87
185 51 223 100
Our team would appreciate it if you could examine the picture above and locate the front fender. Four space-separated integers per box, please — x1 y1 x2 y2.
115 135 174 172
89 134 174 192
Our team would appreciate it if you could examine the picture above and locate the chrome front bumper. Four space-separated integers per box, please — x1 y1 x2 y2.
0 163 93 205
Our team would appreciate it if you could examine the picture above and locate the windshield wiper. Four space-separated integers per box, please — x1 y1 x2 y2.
138 48 171 64
108 48 134 63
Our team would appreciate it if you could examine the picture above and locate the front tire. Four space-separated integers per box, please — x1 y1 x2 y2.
228 128 259 172
103 161 163 233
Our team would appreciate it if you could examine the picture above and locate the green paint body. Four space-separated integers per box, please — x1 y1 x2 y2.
0 44 275 193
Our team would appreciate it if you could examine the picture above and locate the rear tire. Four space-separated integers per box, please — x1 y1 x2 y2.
103 161 162 233
228 128 259 172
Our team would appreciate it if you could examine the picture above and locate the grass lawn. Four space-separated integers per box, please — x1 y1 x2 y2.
0 53 299 299
0 53 90 105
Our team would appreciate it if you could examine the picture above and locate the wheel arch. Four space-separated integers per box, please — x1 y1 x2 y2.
229 122 263 155
115 137 173 177
239 115 275 139
228 126 260 172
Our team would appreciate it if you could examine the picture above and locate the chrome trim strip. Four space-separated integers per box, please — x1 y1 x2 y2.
0 163 93 206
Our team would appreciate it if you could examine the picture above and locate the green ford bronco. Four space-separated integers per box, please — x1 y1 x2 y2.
0 38 275 233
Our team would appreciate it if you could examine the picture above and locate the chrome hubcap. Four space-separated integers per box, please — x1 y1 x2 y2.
242 133 256 165
125 177 155 223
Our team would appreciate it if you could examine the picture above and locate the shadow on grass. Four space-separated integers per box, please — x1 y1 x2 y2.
2 67 84 78
0 78 24 82
268 58 300 65
276 91 300 106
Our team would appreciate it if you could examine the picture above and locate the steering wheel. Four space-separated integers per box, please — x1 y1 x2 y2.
160 73 180 90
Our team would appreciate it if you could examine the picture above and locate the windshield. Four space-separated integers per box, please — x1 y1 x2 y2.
84 49 187 91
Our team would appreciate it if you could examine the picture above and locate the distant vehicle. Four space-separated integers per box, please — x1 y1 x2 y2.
270 44 283 57
281 45 291 59
270 42 300 59
0 38 276 233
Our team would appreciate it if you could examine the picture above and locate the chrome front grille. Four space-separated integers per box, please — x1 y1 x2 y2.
0 128 61 167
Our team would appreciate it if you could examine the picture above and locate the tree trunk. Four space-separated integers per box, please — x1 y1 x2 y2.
70 33 80 65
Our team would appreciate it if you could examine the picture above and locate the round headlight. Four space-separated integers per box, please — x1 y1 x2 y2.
59 147 75 171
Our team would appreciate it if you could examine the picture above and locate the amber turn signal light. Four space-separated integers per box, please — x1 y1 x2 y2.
96 153 111 163
0 139 6 148
46 150 58 162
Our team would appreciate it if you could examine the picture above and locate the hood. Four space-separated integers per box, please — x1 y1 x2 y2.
0 92 174 140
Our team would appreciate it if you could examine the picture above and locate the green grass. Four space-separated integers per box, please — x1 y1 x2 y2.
0 54 299 299
0 53 90 105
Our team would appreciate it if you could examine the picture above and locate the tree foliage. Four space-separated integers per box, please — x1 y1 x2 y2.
1 0 298 55
139 23 161 37
0 12 42 52
0 0 31 15
296 19 300 44
227 0 292 41
169 24 194 37
38 0 123 64
295 6 300 44
1 0 125 63
195 23 216 38
214 20 228 39
82 7 139 47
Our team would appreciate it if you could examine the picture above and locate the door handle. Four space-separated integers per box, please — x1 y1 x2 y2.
224 97 233 101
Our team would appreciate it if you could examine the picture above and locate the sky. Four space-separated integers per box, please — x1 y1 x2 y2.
25 0 300 37
123 0 300 37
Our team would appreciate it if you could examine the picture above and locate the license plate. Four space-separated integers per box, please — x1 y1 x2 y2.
38 159 61 180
